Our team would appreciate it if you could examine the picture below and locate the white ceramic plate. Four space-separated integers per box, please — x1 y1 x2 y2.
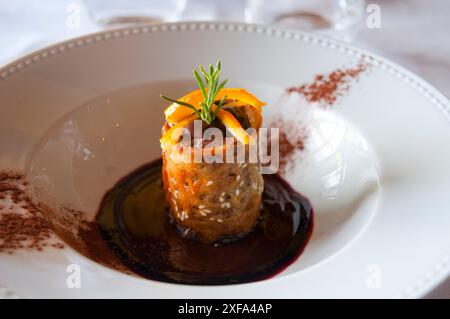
0 22 449 299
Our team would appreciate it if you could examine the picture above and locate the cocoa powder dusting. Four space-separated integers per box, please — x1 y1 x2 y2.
279 130 304 171
279 125 307 174
286 62 367 106
269 119 307 175
0 170 131 273
273 62 369 174
0 171 63 253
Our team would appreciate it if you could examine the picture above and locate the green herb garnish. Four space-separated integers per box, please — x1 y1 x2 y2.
161 60 228 124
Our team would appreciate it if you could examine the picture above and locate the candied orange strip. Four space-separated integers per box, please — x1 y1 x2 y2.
161 109 250 146
213 106 250 145
164 88 265 124
160 114 198 146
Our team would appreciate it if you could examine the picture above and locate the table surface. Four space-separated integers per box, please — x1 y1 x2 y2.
1 0 449 298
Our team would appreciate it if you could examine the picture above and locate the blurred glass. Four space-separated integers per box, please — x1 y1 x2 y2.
181 0 246 22
83 0 187 27
245 0 365 42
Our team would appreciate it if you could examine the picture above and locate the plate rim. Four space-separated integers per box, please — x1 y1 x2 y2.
0 21 449 299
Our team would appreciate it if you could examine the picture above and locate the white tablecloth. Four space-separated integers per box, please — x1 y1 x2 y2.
1 0 449 298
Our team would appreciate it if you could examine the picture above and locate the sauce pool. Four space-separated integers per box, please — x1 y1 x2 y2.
96 159 313 285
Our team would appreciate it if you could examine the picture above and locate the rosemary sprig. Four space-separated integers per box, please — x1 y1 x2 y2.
161 60 228 124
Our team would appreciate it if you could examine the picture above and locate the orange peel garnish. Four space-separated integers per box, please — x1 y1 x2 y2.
164 88 265 124
213 106 250 145
160 113 198 147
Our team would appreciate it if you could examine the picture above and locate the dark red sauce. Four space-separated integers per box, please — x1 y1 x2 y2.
96 159 313 285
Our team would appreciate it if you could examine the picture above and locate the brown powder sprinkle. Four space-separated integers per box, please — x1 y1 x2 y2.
286 62 367 106
268 119 307 175
0 170 131 273
271 62 369 174
278 124 307 174
0 212 56 253
279 130 305 172
0 171 64 254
